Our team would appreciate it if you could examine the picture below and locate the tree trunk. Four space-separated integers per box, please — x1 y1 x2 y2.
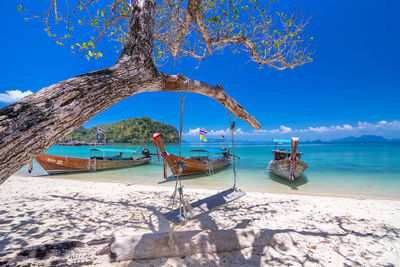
0 0 260 185
110 229 274 261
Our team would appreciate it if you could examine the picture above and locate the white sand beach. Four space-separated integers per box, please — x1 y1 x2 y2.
1 175 399 266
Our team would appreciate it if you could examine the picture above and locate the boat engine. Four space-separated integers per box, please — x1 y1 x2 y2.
222 147 230 156
142 148 151 158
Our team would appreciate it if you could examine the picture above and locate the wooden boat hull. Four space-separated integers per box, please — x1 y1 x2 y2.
35 154 150 175
165 154 231 176
268 159 308 179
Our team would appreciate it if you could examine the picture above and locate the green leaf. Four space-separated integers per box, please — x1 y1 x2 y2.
17 5 22 12
95 52 103 59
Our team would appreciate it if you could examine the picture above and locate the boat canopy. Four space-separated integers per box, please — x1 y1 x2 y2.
206 138 227 143
189 148 227 154
89 148 138 153
272 139 292 144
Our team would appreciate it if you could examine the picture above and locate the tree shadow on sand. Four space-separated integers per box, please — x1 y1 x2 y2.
1 193 398 266
157 167 231 184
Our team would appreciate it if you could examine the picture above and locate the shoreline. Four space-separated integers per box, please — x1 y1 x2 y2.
1 175 399 265
23 174 400 201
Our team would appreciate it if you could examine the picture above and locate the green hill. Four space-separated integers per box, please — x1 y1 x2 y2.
63 117 179 143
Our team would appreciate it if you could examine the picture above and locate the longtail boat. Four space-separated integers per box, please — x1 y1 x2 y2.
268 137 308 182
153 133 231 177
35 148 151 175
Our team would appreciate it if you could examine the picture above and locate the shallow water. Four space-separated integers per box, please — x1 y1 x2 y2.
18 142 400 199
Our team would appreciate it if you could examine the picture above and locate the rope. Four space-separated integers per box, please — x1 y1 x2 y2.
168 224 176 246
170 84 187 210
227 110 238 190
168 79 191 245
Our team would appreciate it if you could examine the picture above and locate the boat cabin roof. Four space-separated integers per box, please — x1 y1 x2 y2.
206 138 227 143
272 149 303 155
272 139 292 144
90 148 137 153
189 148 227 154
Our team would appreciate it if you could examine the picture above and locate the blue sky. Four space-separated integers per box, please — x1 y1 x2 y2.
1 0 399 140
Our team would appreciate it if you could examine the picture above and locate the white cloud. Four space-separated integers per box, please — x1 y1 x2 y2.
184 120 400 139
0 90 32 104
280 125 293 133
185 128 200 136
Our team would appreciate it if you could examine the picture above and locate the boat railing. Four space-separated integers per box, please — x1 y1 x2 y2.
90 156 135 161
190 156 209 161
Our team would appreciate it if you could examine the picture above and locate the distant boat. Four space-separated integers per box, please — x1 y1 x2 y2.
35 148 151 175
268 138 308 182
153 133 231 177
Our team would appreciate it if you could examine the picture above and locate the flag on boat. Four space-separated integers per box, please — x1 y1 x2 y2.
200 134 207 142
199 128 207 142
98 127 105 134
200 128 207 136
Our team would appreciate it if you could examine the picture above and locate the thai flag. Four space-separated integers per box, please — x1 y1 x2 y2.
98 127 105 134
200 128 207 136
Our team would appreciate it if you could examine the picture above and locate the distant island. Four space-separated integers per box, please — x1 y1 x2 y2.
306 135 400 143
62 117 179 143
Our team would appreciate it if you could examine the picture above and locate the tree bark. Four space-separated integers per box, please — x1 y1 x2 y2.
110 229 274 261
0 0 260 185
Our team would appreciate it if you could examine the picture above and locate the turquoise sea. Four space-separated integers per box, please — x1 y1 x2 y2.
18 142 400 199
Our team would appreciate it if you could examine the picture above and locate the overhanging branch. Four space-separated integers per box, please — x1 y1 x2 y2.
160 73 261 129
0 0 261 185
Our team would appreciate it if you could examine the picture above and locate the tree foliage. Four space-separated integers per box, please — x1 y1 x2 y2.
18 0 313 69
63 116 179 143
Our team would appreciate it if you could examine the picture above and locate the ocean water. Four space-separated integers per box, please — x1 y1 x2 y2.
17 142 400 199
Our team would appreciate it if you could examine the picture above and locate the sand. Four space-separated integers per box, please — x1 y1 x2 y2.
0 175 399 266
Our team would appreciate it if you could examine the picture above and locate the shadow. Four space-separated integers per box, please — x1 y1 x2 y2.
2 186 399 267
157 168 231 184
267 170 308 190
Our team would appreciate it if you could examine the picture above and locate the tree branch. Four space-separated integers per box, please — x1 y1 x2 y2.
0 0 260 185
160 73 260 129
169 0 213 57
211 36 304 70
170 11 193 57
188 0 212 55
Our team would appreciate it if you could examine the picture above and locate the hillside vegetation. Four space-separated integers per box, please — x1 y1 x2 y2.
63 117 179 143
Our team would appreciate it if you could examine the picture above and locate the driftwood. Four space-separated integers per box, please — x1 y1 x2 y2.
1 230 278 264
0 0 260 185
110 229 275 261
